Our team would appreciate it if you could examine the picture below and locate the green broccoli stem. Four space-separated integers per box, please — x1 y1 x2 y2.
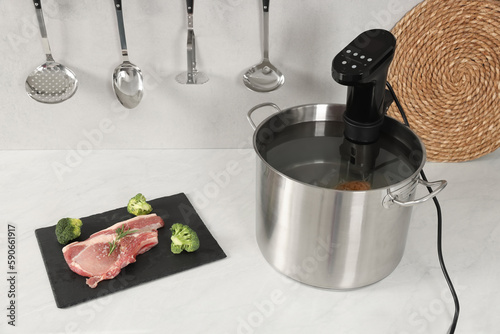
171 236 183 246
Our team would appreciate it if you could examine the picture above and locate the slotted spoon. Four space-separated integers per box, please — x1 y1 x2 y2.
25 0 78 104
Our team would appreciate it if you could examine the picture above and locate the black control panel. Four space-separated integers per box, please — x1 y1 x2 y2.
332 29 397 144
332 29 396 84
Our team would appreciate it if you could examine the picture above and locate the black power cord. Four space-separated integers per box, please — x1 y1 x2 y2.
386 82 460 333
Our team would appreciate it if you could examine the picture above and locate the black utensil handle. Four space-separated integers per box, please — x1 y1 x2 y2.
114 0 122 9
187 0 194 14
263 0 269 12
33 0 41 9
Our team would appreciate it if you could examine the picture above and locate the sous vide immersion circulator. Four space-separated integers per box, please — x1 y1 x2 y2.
332 29 397 189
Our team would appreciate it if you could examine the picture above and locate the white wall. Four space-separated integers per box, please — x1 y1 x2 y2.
0 0 422 150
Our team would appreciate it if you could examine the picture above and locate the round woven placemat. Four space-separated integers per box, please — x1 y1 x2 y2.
387 0 500 162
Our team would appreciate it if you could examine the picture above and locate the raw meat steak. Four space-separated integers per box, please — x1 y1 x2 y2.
62 213 165 288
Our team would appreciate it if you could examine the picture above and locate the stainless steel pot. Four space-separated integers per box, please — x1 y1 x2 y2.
248 103 446 289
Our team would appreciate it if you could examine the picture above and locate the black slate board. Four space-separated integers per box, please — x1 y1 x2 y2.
35 193 226 308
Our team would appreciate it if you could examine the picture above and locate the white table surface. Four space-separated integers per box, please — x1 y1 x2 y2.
0 148 498 334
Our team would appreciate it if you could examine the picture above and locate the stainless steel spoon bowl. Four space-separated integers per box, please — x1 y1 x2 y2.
26 0 78 104
243 59 284 93
243 0 284 93
112 0 143 109
112 61 143 107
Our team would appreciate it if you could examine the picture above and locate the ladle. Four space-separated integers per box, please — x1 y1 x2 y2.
112 0 144 109
243 0 284 93
25 0 78 104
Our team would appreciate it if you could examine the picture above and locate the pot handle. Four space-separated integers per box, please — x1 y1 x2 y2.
247 102 281 130
386 178 447 207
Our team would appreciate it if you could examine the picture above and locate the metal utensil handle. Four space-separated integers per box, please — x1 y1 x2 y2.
186 0 194 14
262 0 270 60
185 0 196 83
32 0 53 61
114 0 129 61
247 102 281 130
263 0 270 12
390 178 447 207
186 29 196 84
186 0 194 28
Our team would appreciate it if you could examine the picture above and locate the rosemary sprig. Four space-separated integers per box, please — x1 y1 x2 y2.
108 225 138 256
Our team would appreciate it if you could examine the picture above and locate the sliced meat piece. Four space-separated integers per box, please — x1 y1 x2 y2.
62 213 164 288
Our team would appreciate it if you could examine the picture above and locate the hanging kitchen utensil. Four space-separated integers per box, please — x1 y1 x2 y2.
176 0 209 85
243 0 284 93
25 0 78 104
112 0 144 109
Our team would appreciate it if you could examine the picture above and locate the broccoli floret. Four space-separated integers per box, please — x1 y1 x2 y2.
127 193 153 216
170 223 200 254
55 218 83 245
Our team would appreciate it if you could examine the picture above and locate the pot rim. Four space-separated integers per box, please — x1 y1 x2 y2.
251 103 427 193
